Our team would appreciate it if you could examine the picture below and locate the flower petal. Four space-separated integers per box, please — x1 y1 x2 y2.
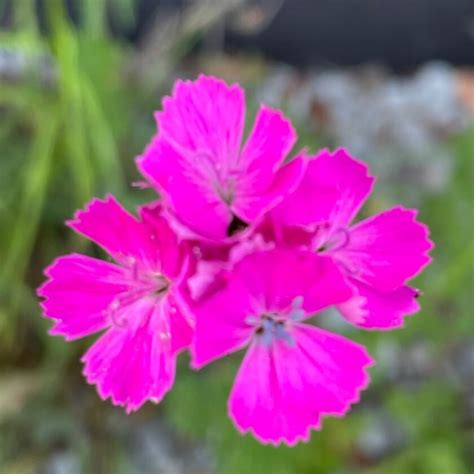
166 291 195 354
231 250 352 316
156 75 245 167
338 206 433 291
67 196 161 267
37 254 128 340
234 153 306 223
271 148 375 229
139 202 190 280
138 75 245 241
337 279 421 330
82 297 177 412
228 324 373 446
190 277 254 369
237 106 297 193
138 137 232 241
190 249 352 368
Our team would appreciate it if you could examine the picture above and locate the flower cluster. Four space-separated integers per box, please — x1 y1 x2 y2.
38 75 433 446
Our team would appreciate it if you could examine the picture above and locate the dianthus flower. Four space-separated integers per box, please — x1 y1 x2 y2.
38 196 193 412
138 75 305 242
37 75 433 446
268 149 433 328
191 249 374 445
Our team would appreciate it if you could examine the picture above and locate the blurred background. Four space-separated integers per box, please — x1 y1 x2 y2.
0 1 473 473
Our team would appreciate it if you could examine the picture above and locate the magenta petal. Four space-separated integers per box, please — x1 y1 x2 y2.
228 324 373 446
139 203 189 280
37 254 128 340
233 250 352 316
272 148 375 229
191 277 254 369
238 106 297 192
187 259 227 302
157 75 245 165
234 153 306 223
166 291 194 354
82 298 177 413
191 249 352 368
139 75 245 240
138 137 232 241
298 255 353 315
67 196 160 267
339 206 433 291
337 280 421 330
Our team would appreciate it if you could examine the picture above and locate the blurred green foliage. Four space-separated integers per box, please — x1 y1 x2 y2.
0 0 148 349
0 1 473 473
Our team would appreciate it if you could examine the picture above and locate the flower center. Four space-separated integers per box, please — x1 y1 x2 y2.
315 226 350 253
194 150 238 206
152 274 170 296
226 214 249 237
107 271 170 328
216 178 235 205
255 314 294 346
247 297 305 347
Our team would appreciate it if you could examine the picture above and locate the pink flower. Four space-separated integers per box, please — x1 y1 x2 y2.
37 196 193 412
36 71 434 444
191 249 374 446
137 75 305 242
269 149 434 330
